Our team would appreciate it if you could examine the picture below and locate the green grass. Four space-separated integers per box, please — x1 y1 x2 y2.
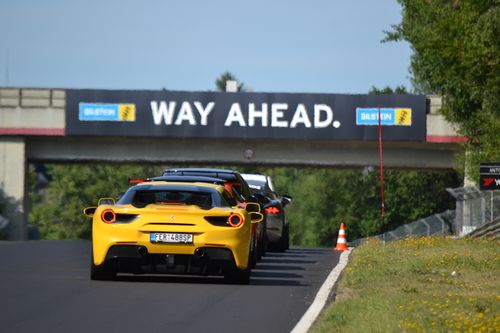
311 237 500 333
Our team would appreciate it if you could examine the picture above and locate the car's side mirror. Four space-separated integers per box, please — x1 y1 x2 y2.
250 212 264 223
281 195 293 207
245 202 261 213
98 198 115 205
254 193 269 203
83 207 97 217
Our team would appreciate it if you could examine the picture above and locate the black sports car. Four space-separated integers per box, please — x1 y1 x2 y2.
241 174 292 251
162 168 269 259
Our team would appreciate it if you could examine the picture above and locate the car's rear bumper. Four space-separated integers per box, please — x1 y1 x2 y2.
93 223 251 270
101 244 238 276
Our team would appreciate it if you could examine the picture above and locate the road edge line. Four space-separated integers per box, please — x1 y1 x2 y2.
290 249 351 333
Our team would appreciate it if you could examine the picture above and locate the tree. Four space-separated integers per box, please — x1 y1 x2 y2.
385 0 500 180
29 164 160 239
369 85 409 94
215 71 245 92
245 166 459 247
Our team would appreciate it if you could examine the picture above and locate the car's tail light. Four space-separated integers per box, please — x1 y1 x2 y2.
227 213 244 227
265 206 281 215
128 178 151 186
101 209 116 224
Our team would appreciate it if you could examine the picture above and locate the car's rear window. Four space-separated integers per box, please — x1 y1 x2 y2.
164 170 237 181
129 190 213 208
246 179 276 199
118 189 215 208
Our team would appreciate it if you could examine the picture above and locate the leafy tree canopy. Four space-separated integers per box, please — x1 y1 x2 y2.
29 164 160 239
215 71 245 92
385 0 500 180
369 85 409 94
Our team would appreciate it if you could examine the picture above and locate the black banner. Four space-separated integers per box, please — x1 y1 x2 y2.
480 163 500 191
66 89 426 141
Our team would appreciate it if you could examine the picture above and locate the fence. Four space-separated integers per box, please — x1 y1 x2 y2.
350 210 455 247
446 186 500 236
350 186 500 247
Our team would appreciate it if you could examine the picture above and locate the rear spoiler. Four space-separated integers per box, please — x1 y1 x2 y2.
127 177 241 192
128 178 152 186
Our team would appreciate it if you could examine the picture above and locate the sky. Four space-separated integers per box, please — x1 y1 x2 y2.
0 0 412 94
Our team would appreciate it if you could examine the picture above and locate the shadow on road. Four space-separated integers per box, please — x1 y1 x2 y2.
109 272 308 286
106 248 323 286
260 258 317 264
113 274 225 284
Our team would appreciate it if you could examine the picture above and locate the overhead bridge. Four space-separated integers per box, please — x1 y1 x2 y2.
0 88 464 239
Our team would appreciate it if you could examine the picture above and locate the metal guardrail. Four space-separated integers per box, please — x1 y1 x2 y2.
466 217 500 239
350 210 455 247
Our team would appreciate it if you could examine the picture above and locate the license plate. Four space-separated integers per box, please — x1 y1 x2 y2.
150 233 193 244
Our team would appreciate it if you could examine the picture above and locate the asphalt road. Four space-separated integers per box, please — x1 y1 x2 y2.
0 241 340 333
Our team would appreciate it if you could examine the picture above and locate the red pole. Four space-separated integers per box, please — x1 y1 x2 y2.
378 104 385 224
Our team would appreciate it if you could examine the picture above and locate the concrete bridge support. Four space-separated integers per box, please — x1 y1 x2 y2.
0 137 27 239
0 88 65 240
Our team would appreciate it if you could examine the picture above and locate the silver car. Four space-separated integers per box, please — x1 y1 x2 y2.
241 174 292 252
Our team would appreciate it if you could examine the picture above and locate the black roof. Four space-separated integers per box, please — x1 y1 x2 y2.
163 168 242 181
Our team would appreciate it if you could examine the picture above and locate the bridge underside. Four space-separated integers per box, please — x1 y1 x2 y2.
26 136 459 169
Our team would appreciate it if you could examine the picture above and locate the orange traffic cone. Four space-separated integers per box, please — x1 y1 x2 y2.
334 222 348 251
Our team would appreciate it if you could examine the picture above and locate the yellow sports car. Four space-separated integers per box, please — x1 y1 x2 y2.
83 181 263 284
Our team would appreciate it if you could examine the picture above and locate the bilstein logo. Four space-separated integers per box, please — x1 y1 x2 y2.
356 108 412 126
79 103 136 122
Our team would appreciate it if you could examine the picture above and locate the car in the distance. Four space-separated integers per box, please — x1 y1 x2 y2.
241 173 292 251
162 168 269 257
128 174 259 266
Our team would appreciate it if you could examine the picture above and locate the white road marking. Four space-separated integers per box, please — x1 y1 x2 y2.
290 249 351 333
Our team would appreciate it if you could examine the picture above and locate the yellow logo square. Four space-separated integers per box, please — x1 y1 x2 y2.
395 108 412 126
118 104 136 122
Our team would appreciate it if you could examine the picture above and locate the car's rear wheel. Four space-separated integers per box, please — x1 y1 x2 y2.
225 264 250 284
90 251 116 281
258 221 268 258
224 248 251 284
275 225 290 252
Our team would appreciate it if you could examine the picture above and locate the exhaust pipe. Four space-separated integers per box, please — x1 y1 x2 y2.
137 247 147 256
194 248 205 257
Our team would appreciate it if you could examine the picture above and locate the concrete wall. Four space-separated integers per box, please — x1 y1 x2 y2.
25 137 459 169
0 88 65 134
426 95 463 140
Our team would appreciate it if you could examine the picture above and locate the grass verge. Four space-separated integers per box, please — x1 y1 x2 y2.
311 236 499 333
